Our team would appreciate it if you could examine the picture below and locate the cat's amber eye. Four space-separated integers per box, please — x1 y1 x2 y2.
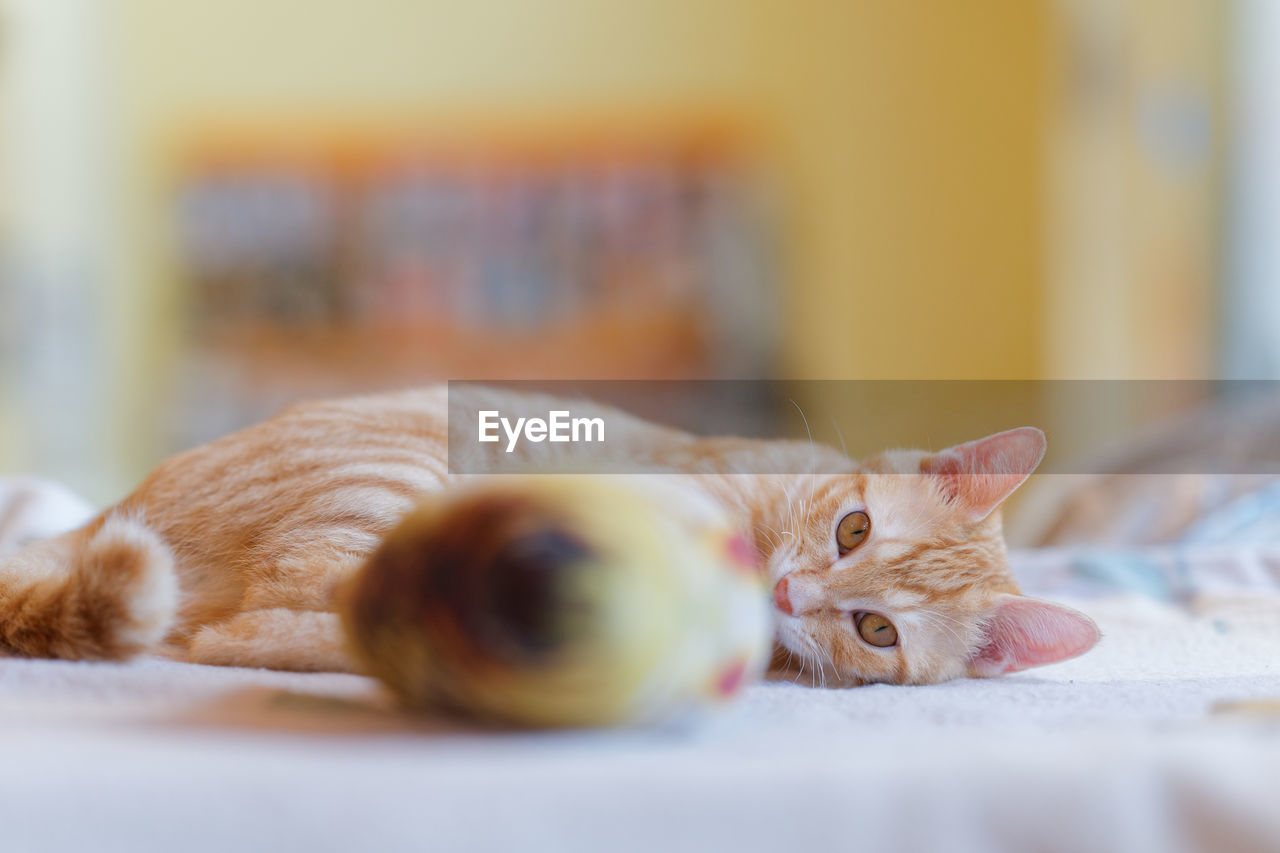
835 510 871 554
856 612 898 647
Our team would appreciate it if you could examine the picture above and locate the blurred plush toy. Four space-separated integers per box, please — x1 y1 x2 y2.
341 476 770 727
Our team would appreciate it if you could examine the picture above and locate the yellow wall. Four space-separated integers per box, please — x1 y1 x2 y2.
111 0 1047 399
95 0 1053 491
1045 0 1222 381
0 0 1218 495
767 4 1047 380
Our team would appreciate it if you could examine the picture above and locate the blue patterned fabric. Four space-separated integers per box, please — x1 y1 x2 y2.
1177 481 1280 546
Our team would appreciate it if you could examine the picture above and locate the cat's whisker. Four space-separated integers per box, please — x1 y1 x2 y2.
830 416 849 459
919 609 972 639
788 399 821 533
798 633 830 687
913 609 952 637
781 646 797 681
889 496 933 540
782 479 801 529
790 651 804 685
913 609 968 648
892 501 950 543
766 520 787 536
798 637 819 686
781 628 827 688
818 645 834 686
753 524 780 550
919 607 966 627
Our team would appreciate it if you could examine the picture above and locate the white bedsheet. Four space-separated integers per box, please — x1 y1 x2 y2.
2 550 1279 853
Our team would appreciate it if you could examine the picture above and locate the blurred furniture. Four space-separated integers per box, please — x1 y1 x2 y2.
170 127 776 445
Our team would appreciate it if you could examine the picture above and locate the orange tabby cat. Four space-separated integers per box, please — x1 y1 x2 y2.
0 385 1098 684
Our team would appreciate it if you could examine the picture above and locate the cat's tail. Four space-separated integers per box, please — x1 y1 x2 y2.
0 514 177 660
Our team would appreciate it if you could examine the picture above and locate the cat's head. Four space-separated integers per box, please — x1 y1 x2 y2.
766 427 1099 685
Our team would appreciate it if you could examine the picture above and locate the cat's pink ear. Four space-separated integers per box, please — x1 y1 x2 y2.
921 427 1046 520
967 595 1100 677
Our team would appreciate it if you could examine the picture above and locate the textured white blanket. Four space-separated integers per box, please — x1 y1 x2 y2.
2 548 1279 853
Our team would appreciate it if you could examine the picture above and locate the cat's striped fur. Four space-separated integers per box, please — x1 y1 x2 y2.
0 385 1098 684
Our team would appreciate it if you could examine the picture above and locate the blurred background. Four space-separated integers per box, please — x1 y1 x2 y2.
0 0 1270 508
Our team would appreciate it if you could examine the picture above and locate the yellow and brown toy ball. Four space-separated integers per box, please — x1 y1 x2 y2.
340 475 770 728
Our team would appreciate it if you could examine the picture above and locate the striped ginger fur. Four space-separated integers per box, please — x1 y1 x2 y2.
0 515 176 659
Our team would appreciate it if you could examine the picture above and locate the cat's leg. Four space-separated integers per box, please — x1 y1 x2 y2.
240 541 377 613
177 546 374 672
185 608 355 672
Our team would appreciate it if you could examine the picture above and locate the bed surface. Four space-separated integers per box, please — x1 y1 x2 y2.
3 548 1279 853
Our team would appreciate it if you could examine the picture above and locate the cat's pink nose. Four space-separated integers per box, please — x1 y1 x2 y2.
772 576 793 615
